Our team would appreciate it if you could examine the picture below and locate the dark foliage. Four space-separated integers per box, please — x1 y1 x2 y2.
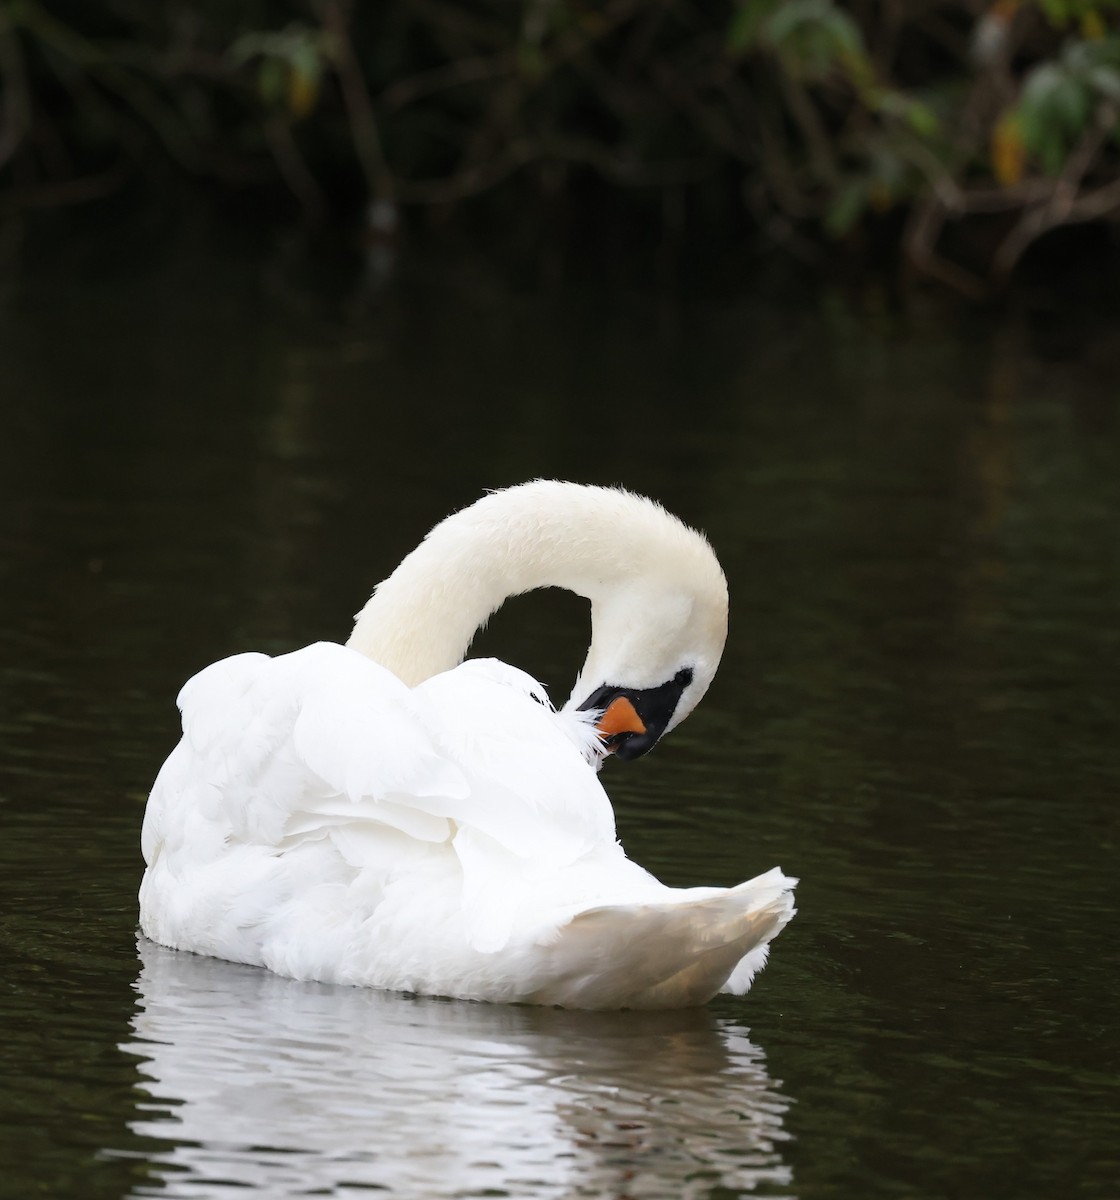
3 0 1120 289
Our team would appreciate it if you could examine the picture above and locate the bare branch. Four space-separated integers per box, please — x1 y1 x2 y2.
383 52 517 111
321 0 394 201
263 117 329 222
994 100 1120 279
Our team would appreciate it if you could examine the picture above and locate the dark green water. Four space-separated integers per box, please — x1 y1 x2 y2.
1 218 1117 1199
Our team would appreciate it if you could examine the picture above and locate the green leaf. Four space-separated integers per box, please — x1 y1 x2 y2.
825 180 867 237
1017 58 1096 173
876 90 941 137
1038 0 1074 28
869 145 907 193
727 0 784 53
257 57 283 107
903 98 941 137
515 41 545 79
1054 73 1091 128
289 41 322 87
752 0 870 80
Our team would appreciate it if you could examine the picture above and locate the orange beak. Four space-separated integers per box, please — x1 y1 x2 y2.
595 696 647 741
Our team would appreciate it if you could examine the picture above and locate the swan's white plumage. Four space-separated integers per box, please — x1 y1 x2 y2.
140 483 796 1009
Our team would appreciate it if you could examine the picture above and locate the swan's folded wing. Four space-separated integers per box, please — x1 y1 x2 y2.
412 659 616 866
166 643 468 849
155 644 611 920
176 651 280 782
292 688 466 802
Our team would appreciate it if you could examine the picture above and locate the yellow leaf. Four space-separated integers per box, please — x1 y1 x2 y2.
868 182 893 213
286 65 319 120
1081 10 1107 40
991 113 1026 185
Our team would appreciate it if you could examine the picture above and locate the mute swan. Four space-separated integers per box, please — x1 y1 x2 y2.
140 481 796 1010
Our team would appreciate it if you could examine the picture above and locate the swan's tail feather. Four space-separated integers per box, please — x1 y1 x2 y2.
533 868 796 1010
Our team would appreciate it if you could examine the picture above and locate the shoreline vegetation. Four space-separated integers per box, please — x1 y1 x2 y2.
2 1 1120 293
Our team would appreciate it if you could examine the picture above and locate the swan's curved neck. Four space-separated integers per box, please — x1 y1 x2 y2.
346 483 725 690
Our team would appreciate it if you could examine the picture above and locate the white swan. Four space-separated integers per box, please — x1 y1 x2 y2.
140 481 796 1010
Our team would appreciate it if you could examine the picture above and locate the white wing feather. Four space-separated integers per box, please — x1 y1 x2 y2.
413 659 616 865
145 645 613 882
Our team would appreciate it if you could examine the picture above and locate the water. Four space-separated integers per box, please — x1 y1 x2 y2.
119 944 790 1198
1 215 1117 1199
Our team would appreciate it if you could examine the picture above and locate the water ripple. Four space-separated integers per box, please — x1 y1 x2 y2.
117 940 793 1199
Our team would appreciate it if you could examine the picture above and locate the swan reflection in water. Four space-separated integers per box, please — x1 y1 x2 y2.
119 939 794 1198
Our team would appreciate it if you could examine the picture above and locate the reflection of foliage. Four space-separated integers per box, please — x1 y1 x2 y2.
2 0 1120 290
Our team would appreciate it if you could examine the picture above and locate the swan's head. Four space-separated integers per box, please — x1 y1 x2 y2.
566 511 729 762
